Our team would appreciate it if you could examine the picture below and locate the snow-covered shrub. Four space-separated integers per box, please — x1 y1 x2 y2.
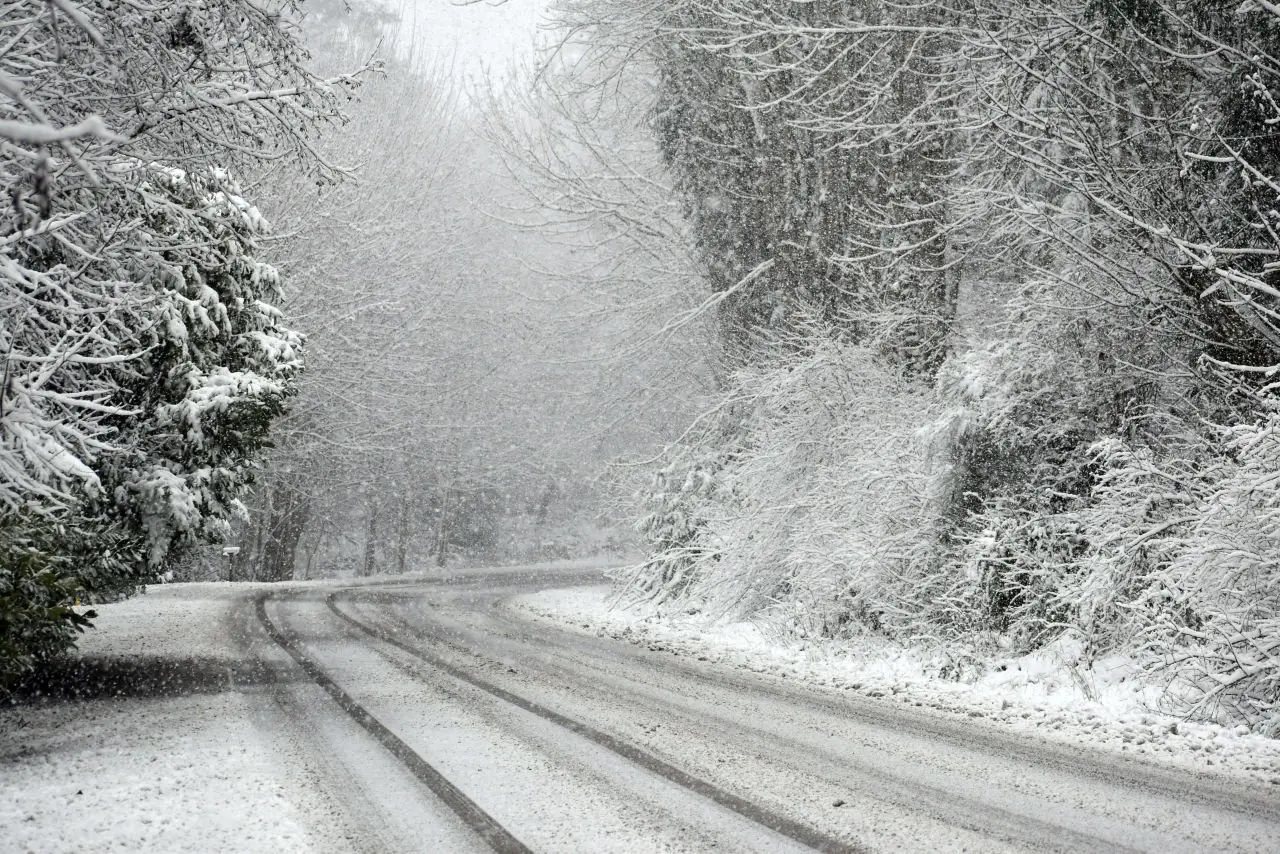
627 454 722 605
922 281 1173 645
928 294 1280 730
1054 437 1207 649
0 0 359 684
0 514 139 684
622 325 936 636
1010 421 1280 734
1133 418 1280 735
722 343 934 638
1 165 301 684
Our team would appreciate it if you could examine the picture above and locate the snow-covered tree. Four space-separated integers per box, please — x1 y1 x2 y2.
222 19 659 580
583 0 1280 731
1 0 364 681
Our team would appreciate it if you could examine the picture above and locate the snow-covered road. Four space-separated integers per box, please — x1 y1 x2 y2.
264 567 1278 852
5 565 1280 852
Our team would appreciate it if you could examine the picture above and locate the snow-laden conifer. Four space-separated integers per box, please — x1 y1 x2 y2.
1 0 366 682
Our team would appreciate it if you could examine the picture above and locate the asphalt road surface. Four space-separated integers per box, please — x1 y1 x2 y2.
235 565 1280 853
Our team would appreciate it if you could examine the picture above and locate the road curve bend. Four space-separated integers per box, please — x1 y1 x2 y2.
249 566 1280 853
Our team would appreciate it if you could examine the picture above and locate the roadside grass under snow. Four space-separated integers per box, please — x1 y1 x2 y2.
510 584 1280 788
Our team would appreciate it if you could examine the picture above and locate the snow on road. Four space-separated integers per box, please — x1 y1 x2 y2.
0 563 608 854
1 691 318 852
512 584 1280 788
7 573 1279 853
0 583 346 854
0 565 610 854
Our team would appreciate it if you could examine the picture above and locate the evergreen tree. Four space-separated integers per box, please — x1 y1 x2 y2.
0 0 365 682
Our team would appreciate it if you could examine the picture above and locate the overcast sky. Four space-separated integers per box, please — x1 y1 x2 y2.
400 0 552 86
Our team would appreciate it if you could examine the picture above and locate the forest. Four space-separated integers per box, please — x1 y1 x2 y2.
3 0 1280 738
608 0 1280 737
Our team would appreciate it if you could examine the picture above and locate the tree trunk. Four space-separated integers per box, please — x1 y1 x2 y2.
394 497 411 574
363 503 379 577
259 481 310 582
435 488 449 568
229 488 267 582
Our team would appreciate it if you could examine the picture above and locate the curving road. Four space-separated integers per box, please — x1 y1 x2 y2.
235 565 1280 853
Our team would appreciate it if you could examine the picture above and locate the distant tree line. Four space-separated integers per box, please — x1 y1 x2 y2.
173 4 681 587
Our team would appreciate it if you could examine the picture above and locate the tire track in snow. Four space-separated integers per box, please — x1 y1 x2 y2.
427 584 1280 823
325 591 867 854
347 593 1153 853
349 585 1280 853
252 592 533 854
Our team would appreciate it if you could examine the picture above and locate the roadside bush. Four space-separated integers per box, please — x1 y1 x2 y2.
624 299 1280 732
1143 418 1280 735
929 309 1280 730
0 515 138 688
621 427 729 606
621 324 936 636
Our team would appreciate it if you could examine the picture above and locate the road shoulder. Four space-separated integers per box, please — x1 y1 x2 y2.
0 583 349 853
510 584 1280 789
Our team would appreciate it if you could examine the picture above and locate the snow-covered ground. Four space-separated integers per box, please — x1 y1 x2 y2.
1 690 320 852
0 564 608 854
7 573 1278 853
511 585 1280 788
0 583 342 854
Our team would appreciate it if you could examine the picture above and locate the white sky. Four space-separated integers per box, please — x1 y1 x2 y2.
398 0 552 84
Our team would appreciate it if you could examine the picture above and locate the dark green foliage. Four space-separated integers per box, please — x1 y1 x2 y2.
0 514 142 689
1176 267 1280 375
1153 3 1280 394
1 169 300 682
1087 0 1170 37
444 488 505 554
651 38 852 352
0 0 352 686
